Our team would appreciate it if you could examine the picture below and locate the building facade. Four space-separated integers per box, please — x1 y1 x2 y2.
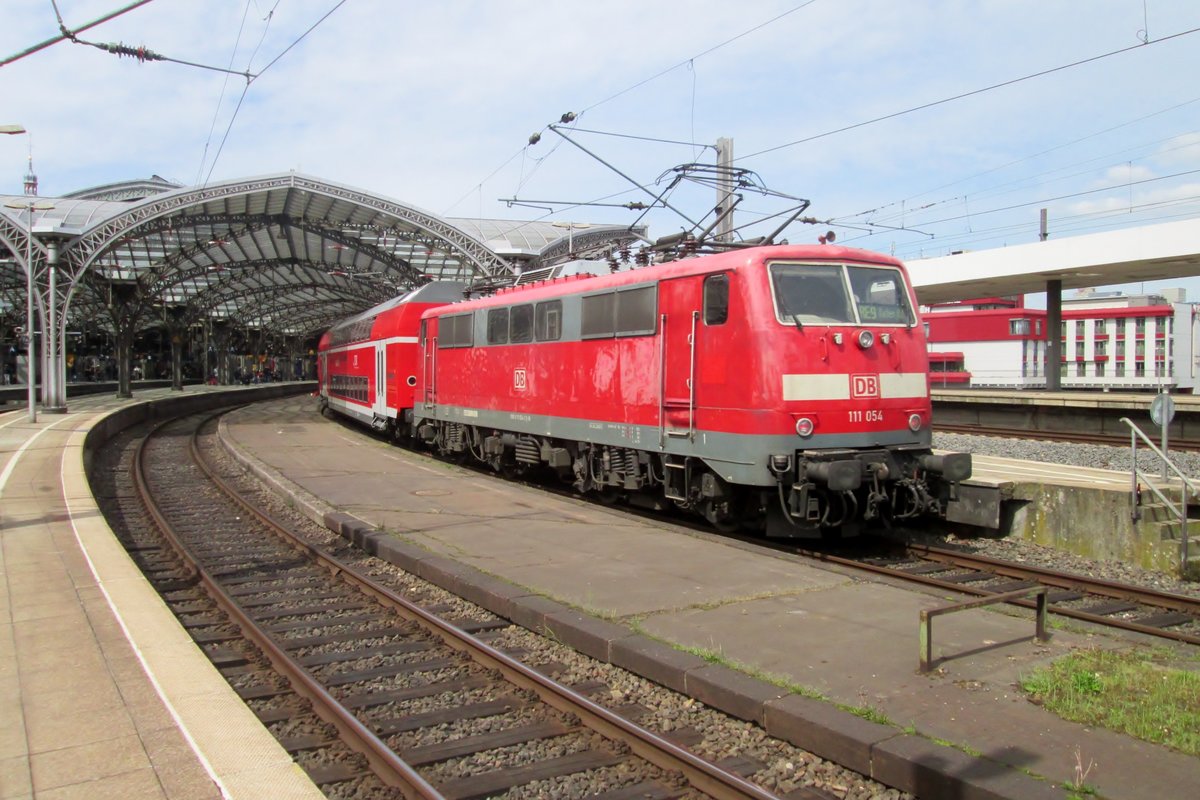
924 290 1199 392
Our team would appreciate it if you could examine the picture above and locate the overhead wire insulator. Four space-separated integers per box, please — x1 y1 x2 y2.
101 41 164 62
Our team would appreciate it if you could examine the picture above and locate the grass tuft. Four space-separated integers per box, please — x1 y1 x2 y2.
1020 647 1200 756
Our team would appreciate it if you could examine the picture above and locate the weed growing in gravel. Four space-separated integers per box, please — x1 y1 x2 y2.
1019 646 1200 755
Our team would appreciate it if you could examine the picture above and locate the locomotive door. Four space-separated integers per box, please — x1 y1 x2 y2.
659 276 702 441
420 319 436 409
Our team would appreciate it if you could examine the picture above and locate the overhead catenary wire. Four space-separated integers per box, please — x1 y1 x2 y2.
202 0 348 185
849 127 1200 232
450 1 820 221
580 0 820 115
196 0 259 185
838 97 1200 226
1 0 156 68
738 25 1200 163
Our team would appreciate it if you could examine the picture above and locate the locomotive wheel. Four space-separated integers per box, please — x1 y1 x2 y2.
595 487 622 506
703 500 739 533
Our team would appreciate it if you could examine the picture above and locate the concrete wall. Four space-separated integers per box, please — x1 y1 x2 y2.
82 383 314 471
1001 481 1194 577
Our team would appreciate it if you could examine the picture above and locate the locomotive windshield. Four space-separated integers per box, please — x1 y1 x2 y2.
770 263 914 326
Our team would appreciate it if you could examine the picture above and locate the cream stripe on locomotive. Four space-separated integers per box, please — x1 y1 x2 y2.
781 372 928 402
325 336 418 355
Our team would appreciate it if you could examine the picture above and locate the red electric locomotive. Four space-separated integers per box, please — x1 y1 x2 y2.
410 244 971 536
317 282 467 431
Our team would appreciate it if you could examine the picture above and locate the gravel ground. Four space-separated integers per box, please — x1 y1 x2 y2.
931 432 1200 598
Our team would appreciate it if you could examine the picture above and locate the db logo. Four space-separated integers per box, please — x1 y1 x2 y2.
851 374 879 398
513 368 527 391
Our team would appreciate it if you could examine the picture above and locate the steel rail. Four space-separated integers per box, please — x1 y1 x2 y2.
193 412 787 800
906 542 1200 613
934 422 1200 452
133 411 444 799
796 543 1200 646
180 408 791 800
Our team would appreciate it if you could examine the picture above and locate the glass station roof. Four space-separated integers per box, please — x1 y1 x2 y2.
0 172 645 339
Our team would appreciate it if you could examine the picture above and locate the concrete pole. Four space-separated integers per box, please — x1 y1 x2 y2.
1046 279 1062 391
715 137 734 243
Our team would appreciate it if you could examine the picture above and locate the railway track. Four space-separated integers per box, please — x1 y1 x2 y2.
324 409 1200 650
106 406 826 800
935 421 1200 452
801 539 1200 647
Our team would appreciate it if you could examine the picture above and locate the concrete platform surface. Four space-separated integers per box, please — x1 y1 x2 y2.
1 389 323 800
223 396 1200 800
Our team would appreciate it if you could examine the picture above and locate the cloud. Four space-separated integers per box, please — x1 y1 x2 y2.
2 0 1198 252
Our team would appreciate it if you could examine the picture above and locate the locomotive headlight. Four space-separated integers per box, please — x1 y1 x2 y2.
908 413 923 432
880 333 891 345
795 417 815 437
856 329 874 349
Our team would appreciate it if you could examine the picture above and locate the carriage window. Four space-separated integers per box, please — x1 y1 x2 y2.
582 292 616 338
704 274 729 325
510 304 533 343
616 285 657 336
487 308 510 344
771 264 854 325
535 300 562 341
846 266 914 325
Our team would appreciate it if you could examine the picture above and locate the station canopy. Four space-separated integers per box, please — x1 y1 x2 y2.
0 172 645 339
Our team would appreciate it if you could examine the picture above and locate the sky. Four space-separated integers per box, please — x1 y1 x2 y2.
2 0 1199 299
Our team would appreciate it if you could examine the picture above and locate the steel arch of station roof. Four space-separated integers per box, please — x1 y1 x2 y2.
1 172 518 340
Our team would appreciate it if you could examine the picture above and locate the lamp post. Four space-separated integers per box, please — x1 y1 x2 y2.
3 197 54 421
551 221 591 258
3 122 51 422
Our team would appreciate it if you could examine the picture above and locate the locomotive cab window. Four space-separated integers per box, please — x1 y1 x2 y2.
847 266 914 325
770 262 914 327
535 300 562 341
771 264 854 325
704 274 729 325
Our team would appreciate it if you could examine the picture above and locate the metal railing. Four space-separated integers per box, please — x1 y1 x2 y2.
919 586 1049 673
1120 417 1194 573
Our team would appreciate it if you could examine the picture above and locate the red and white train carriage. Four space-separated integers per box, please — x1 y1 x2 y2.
406 244 970 536
317 282 467 430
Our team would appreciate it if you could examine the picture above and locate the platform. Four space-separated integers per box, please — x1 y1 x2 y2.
6 387 1198 800
0 387 323 800
220 395 1200 800
931 387 1197 573
932 387 1200 443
